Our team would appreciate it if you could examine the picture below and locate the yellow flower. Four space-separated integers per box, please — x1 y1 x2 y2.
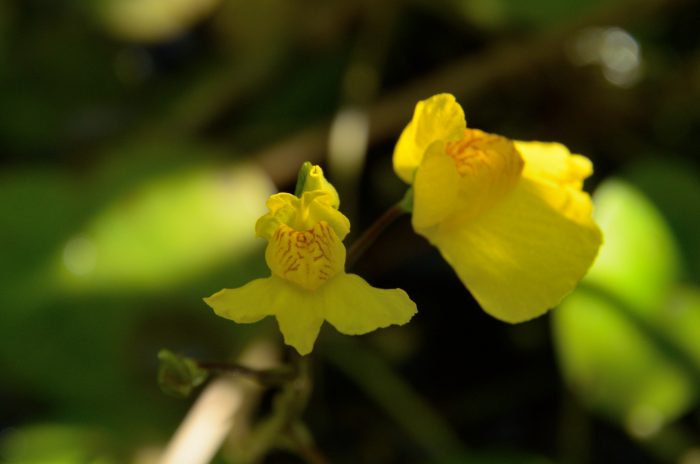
204 165 416 355
394 93 602 323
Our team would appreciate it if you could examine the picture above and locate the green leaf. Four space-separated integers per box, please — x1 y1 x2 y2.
553 179 700 438
583 179 681 314
0 170 80 309
623 158 700 280
157 350 209 398
0 423 115 464
94 0 223 43
51 162 273 292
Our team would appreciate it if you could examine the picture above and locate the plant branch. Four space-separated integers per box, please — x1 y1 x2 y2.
197 361 297 387
346 202 406 269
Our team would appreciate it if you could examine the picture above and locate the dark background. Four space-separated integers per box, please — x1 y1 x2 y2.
1 0 699 462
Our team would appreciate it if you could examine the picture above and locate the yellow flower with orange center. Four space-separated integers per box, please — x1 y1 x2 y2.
204 165 417 355
394 93 602 322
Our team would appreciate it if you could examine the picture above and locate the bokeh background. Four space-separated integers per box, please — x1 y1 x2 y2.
1 0 700 462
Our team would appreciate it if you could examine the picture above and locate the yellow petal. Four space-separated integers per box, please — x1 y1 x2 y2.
393 94 466 184
255 191 350 240
302 191 350 239
255 193 298 240
447 129 524 221
204 276 324 355
273 283 325 355
429 178 602 322
266 221 346 291
203 277 276 323
515 141 596 226
321 273 417 335
412 141 460 230
515 141 593 189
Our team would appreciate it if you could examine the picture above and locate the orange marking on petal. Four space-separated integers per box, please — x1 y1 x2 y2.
266 221 346 290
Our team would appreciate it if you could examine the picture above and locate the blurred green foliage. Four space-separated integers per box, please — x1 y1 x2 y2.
554 179 700 438
0 424 116 464
453 0 608 29
1 0 699 462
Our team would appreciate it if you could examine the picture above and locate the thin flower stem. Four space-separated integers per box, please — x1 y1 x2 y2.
197 361 296 386
160 341 280 464
347 202 406 269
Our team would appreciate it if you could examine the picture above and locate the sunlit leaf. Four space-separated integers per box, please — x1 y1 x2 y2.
95 0 223 43
624 158 700 279
0 424 114 464
0 156 272 440
583 179 681 314
53 163 274 292
553 179 700 437
554 288 696 437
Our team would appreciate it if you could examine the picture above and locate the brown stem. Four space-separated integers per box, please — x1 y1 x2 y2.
346 203 406 269
197 361 296 386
